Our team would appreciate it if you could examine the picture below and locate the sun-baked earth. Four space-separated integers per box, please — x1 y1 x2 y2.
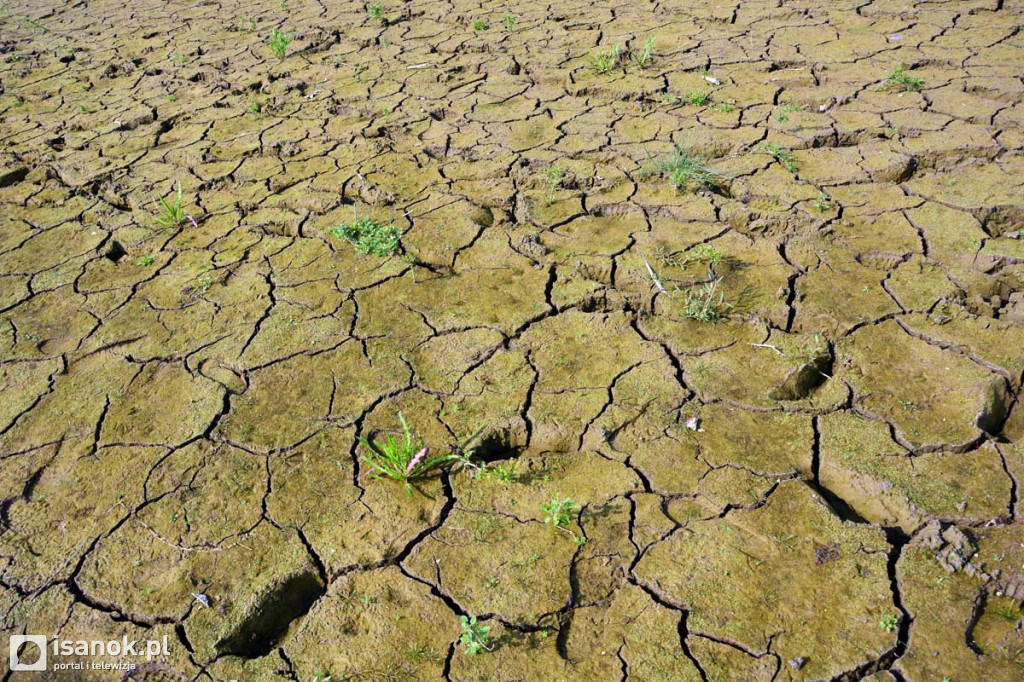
2 0 1024 680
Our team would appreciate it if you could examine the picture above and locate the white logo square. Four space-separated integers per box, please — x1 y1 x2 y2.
9 634 47 672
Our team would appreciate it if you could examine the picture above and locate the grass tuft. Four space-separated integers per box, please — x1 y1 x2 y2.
358 412 457 496
541 165 566 205
589 44 619 74
329 216 401 257
678 276 733 322
684 90 709 106
758 142 799 173
153 180 187 228
645 146 722 192
629 37 654 69
880 65 924 92
268 28 292 59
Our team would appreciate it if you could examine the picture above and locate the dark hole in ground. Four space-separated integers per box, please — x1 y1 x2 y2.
0 166 28 188
214 569 326 658
463 426 524 464
103 241 127 263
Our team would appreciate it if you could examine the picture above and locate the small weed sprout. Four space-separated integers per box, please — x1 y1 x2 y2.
312 670 332 682
329 216 401 257
714 101 736 113
479 461 519 484
646 146 721 193
472 19 488 32
137 254 156 267
503 9 516 33
758 142 799 173
684 90 709 106
268 28 292 59
589 44 619 75
542 497 578 527
679 275 733 322
246 102 261 119
880 65 924 92
813 191 832 212
879 613 900 633
406 644 442 664
629 37 654 69
358 412 457 496
541 165 566 206
153 180 187 228
367 3 384 23
459 616 492 654
802 332 828 365
657 244 723 269
775 103 804 122
688 243 724 265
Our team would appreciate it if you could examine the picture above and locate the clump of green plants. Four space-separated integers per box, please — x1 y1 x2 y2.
713 100 736 113
687 243 724 265
656 243 724 269
880 65 924 92
503 9 517 33
472 19 488 32
540 496 587 544
879 613 900 632
153 180 187 228
589 44 619 74
813 191 832 212
237 16 257 32
629 37 654 69
459 615 492 654
478 461 519 484
358 412 457 496
268 28 292 59
679 276 732 322
406 644 442 664
775 103 805 122
646 146 722 192
136 254 156 267
758 142 799 173
246 102 261 119
367 3 384 23
541 165 566 205
684 89 709 105
329 216 401 257
542 497 578 527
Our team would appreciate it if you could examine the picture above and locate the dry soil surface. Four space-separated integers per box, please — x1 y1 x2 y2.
1 0 1024 680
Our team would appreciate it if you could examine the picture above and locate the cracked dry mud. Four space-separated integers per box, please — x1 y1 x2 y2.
1 0 1023 680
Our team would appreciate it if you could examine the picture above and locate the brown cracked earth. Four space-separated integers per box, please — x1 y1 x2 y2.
1 0 1024 680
